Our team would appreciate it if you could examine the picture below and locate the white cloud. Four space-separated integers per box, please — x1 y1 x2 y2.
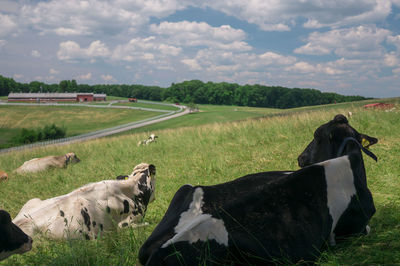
196 0 391 31
49 68 59 74
259 52 297 66
0 1 21 14
387 35 400 50
19 0 186 36
0 13 17 37
0 40 6 48
13 74 23 79
57 40 110 61
181 58 202 71
286 62 316 73
112 36 181 63
101 74 116 82
31 50 41 58
76 73 92 80
384 53 399 67
150 21 251 51
294 26 391 58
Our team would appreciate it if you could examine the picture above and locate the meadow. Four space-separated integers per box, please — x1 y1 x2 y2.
0 105 162 148
0 100 399 265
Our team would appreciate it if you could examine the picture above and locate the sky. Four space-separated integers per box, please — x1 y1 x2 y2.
0 0 400 98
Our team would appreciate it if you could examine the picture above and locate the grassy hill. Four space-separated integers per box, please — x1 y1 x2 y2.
0 99 399 265
0 104 164 149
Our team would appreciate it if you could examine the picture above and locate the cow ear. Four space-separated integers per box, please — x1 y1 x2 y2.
360 134 378 149
0 210 11 224
333 114 348 124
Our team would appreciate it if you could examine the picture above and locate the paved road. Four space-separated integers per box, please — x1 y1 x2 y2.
0 101 189 153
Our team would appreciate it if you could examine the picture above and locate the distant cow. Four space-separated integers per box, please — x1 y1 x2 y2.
0 171 8 182
137 134 158 147
13 163 156 239
15 152 80 174
0 210 33 261
347 111 352 118
139 115 378 265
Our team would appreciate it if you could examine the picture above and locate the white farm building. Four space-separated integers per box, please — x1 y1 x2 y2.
8 92 106 103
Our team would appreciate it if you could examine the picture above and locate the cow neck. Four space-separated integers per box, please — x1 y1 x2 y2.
337 137 378 162
120 172 147 197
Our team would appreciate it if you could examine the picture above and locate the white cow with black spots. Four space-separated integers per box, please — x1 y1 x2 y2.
12 163 156 239
137 134 158 147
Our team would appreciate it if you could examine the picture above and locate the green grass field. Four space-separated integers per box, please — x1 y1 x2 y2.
123 104 280 135
0 99 399 265
0 105 162 148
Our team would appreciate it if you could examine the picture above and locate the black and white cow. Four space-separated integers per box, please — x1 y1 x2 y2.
12 163 156 239
0 210 33 261
297 114 378 241
298 114 378 168
139 114 378 265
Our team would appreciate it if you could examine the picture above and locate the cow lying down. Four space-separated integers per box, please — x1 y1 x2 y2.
15 152 80 174
13 163 156 239
139 115 378 265
0 210 32 261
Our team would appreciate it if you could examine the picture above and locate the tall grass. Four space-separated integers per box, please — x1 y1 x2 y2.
0 103 399 265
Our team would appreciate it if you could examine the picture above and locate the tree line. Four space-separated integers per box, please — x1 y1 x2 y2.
0 75 369 109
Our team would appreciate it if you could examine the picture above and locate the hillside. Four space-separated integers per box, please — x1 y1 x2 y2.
0 100 399 265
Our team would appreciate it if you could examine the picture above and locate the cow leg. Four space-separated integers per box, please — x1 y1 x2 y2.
329 233 336 246
118 221 148 228
130 222 149 228
365 225 371 234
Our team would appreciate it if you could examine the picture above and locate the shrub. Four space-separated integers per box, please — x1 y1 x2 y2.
13 124 67 145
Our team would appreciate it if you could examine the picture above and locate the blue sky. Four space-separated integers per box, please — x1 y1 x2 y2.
0 0 399 98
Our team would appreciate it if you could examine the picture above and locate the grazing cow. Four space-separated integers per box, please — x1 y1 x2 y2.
15 152 80 174
137 134 158 147
0 171 8 182
139 115 378 265
347 111 352 118
0 210 33 261
13 163 156 239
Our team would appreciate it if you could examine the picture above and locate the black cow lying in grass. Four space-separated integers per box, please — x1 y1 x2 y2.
139 114 378 265
0 210 32 261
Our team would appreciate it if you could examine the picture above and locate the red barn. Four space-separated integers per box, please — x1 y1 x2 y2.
77 93 93 102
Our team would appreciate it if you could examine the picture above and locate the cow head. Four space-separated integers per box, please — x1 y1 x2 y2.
65 152 80 164
130 163 156 204
298 114 378 168
0 171 8 182
149 134 158 141
0 210 32 261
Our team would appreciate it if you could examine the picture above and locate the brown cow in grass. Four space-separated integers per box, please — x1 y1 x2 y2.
15 152 80 174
